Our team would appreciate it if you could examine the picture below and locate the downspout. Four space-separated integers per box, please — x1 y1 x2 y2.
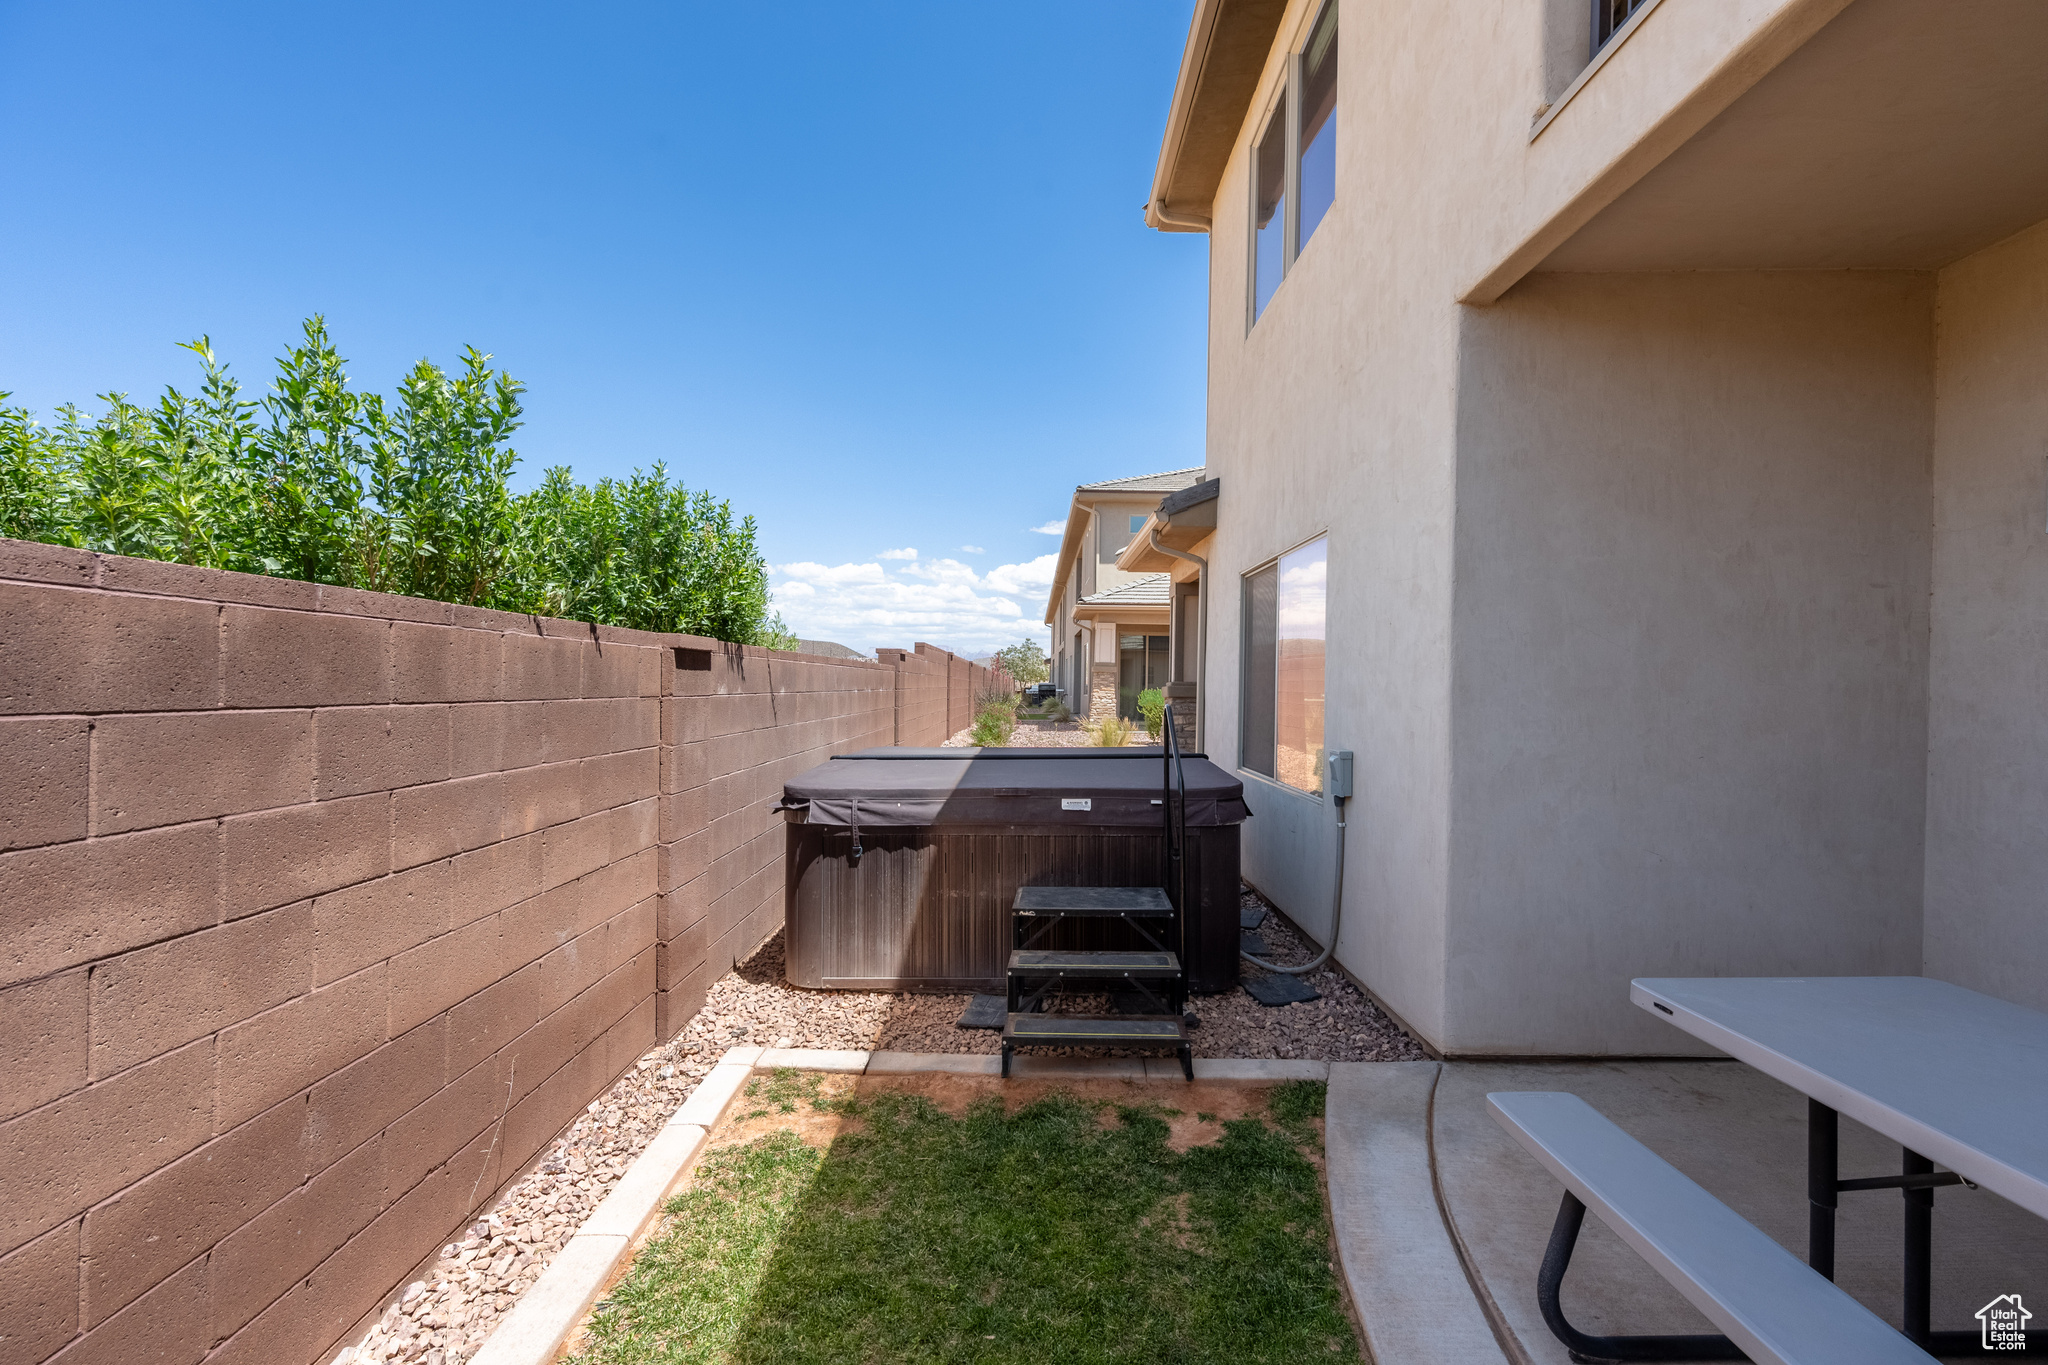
1147 523 1208 749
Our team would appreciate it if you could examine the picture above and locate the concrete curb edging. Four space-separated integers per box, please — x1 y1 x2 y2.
1325 1062 1510 1364
465 1048 1338 1365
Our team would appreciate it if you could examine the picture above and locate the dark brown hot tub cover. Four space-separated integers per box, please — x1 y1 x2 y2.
779 749 1252 829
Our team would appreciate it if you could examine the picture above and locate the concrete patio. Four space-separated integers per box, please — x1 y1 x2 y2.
1330 1060 2048 1364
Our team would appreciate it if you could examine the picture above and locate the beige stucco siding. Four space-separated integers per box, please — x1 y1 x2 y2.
1168 0 2047 1053
1445 271 1934 1055
1923 219 2048 1012
1200 0 1462 1045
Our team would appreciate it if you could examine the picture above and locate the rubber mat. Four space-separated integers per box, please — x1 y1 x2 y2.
954 994 1007 1029
1242 973 1320 1006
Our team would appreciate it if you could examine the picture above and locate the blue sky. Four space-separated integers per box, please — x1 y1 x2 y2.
0 1 1207 655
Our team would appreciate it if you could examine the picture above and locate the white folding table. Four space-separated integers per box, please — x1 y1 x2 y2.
1632 975 2048 1353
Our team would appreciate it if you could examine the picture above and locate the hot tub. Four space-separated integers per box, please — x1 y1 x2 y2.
779 748 1250 994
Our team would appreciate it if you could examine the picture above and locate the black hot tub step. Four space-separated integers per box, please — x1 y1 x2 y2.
1012 886 1173 917
1002 1013 1188 1045
1008 950 1181 977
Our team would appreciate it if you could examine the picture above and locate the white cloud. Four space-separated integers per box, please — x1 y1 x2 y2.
876 547 918 560
770 551 1057 655
899 557 981 585
776 560 887 586
959 545 985 555
984 553 1057 597
1029 521 1066 535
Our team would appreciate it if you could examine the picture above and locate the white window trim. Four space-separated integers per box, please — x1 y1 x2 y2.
1245 0 1336 332
1529 0 1667 142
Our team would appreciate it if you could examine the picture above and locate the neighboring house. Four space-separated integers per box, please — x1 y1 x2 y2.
1141 0 2048 1056
1043 467 1207 721
1119 477 1219 752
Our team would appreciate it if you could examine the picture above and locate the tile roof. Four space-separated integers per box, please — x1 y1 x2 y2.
1076 466 1207 494
1079 573 1173 607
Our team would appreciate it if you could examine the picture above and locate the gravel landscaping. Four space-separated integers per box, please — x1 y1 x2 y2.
942 718 1143 747
340 886 1418 1364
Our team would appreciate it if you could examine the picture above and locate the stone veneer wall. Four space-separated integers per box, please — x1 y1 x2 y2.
1090 661 1120 723
0 539 1007 1365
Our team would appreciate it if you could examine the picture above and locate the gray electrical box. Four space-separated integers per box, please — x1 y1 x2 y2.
1325 749 1353 801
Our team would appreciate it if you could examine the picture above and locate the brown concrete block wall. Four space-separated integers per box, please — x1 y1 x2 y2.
0 535 997 1365
651 641 894 1039
880 646 949 746
0 542 666 1365
947 650 973 737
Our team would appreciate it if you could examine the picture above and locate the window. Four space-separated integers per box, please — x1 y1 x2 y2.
1252 93 1288 323
1118 635 1170 720
1297 2 1337 251
1248 1 1337 326
1241 537 1327 795
1130 514 1148 534
1594 0 1651 54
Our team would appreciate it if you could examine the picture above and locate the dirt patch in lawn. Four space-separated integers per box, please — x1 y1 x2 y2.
709 1070 1317 1157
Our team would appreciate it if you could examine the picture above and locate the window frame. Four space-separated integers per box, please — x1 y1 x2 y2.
1237 531 1331 800
1245 0 1337 332
1529 0 1666 143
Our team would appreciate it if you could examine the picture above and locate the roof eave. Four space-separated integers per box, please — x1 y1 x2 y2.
1146 0 1291 234
1043 496 1091 625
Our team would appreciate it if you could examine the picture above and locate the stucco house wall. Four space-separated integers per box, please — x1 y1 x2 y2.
1922 219 2048 1013
1446 271 1934 1055
1174 0 2043 1053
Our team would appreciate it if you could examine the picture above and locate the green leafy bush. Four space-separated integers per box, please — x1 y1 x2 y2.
969 688 1017 746
1136 687 1166 738
0 318 790 644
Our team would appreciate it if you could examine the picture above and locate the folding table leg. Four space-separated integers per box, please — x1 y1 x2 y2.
1807 1099 1837 1279
1903 1147 1934 1345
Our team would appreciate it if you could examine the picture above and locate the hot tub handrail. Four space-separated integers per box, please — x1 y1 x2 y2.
1162 704 1190 958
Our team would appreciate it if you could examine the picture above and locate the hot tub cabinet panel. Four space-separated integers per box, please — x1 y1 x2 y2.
780 750 1248 994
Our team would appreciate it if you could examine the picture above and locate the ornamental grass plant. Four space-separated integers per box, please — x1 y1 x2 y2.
1084 712 1134 747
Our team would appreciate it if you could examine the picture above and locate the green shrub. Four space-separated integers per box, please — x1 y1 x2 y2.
0 319 790 645
1136 687 1166 738
970 690 1017 746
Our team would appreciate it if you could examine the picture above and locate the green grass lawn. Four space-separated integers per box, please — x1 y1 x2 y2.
568 1076 1359 1364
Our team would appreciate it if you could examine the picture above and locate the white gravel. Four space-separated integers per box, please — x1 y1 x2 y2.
340 888 1418 1364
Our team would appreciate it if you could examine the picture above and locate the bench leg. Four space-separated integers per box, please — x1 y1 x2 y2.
1539 1193 1746 1363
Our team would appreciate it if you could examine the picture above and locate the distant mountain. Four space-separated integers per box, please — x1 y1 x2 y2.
794 639 870 660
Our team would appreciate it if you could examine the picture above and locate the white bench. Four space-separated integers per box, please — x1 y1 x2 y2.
1487 1092 1938 1365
